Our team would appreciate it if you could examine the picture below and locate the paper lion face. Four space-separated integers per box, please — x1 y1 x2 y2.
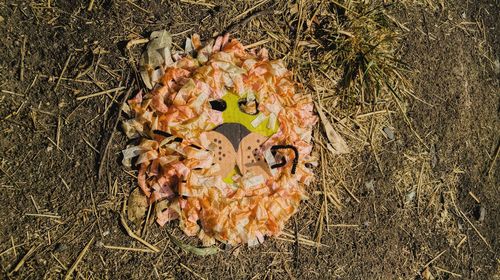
206 92 278 182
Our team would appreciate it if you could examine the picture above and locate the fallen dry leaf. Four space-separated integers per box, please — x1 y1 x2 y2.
422 267 434 280
127 187 148 225
314 102 349 154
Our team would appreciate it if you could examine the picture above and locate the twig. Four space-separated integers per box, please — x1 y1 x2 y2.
8 244 40 276
41 74 103 85
458 210 491 249
83 137 99 153
141 202 153 238
328 224 359 228
125 0 151 14
98 86 133 179
278 232 329 247
103 244 155 253
356 109 394 119
76 86 126 101
0 242 26 258
180 263 207 280
1 89 24 97
46 137 72 160
54 53 72 92
56 115 62 148
64 237 94 280
435 266 462 278
234 0 269 20
244 38 272 49
468 191 480 203
0 165 21 189
342 184 360 203
51 253 85 279
223 9 272 35
487 139 499 176
20 35 27 81
180 0 215 8
25 213 61 219
293 216 299 269
58 175 71 191
87 0 95 11
30 195 40 213
423 249 447 268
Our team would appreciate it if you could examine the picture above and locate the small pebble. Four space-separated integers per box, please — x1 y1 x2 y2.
479 206 486 222
474 205 486 222
35 256 47 266
406 190 416 203
383 127 395 140
46 145 53 152
365 179 375 192
430 144 438 168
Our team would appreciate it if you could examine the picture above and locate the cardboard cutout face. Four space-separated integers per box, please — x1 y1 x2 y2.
208 92 279 182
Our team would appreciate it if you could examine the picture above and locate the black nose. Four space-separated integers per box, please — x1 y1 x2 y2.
209 99 227 111
213 123 250 151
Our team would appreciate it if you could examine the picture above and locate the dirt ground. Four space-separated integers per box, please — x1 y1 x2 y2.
0 0 498 279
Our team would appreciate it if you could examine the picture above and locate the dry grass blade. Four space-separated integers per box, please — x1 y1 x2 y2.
87 0 95 11
76 86 125 101
423 249 447 268
103 244 156 253
64 237 94 280
20 35 27 81
180 0 215 8
180 263 208 280
54 53 72 92
314 102 349 154
458 210 491 250
120 197 160 253
8 245 39 276
279 232 329 248
487 139 499 176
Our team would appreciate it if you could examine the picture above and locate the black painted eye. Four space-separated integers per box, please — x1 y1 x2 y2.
209 99 227 111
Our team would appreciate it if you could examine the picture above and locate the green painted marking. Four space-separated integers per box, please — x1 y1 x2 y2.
221 92 278 137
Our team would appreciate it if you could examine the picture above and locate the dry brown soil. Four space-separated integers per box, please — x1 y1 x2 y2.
0 1 498 279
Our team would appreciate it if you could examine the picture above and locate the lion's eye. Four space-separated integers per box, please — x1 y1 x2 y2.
209 99 227 111
238 98 259 115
